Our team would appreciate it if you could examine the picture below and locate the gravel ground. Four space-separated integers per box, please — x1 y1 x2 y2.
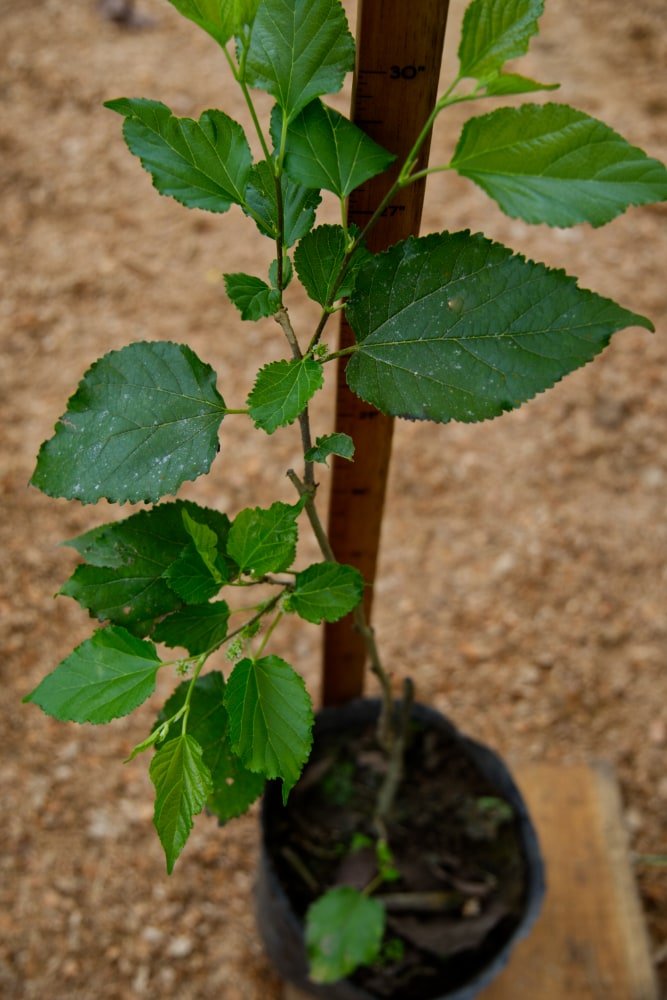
1 0 666 996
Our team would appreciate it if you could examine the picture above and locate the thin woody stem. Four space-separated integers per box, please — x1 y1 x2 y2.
255 609 284 658
180 654 208 736
351 604 394 752
275 307 302 360
286 468 332 560
374 678 414 830
273 111 290 296
277 85 467 817
273 308 315 488
224 591 283 647
320 344 358 364
300 409 315 489
289 453 410 823
223 40 272 163
286 466 395 752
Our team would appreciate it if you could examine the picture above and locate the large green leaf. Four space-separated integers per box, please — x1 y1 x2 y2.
158 673 265 822
23 627 161 724
32 342 226 504
244 159 321 245
450 103 667 227
153 602 231 655
105 98 252 213
227 500 302 576
283 100 395 198
247 359 324 433
286 562 364 623
294 224 371 307
245 0 355 122
458 0 545 81
61 502 231 635
150 733 212 873
224 656 313 797
345 231 653 424
165 0 260 45
306 887 385 983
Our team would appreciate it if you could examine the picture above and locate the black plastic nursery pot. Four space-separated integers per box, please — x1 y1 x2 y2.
256 699 545 1000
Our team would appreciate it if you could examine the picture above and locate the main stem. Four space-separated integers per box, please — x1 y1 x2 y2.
286 470 392 711
274 82 457 825
286 457 405 827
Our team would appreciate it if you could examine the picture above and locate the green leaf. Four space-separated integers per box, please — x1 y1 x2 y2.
206 749 266 823
224 273 281 321
126 724 169 763
227 500 303 577
165 0 260 45
32 341 226 505
61 502 232 635
244 159 321 246
458 0 545 81
306 887 385 983
245 0 355 121
269 254 293 291
164 508 234 606
247 359 324 433
294 225 371 307
182 510 225 582
105 98 252 213
224 655 313 797
481 72 558 96
158 673 265 822
150 733 212 873
66 506 226 572
450 103 667 227
153 602 231 655
305 432 355 465
284 100 395 197
163 547 221 604
345 231 653 424
23 626 161 724
376 838 400 882
285 562 364 624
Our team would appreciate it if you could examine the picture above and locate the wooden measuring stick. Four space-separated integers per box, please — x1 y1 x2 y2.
322 0 451 705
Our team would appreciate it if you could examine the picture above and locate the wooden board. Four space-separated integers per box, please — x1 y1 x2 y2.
322 0 451 705
283 763 659 1000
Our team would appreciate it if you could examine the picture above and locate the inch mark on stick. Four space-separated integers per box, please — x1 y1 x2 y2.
390 64 427 80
